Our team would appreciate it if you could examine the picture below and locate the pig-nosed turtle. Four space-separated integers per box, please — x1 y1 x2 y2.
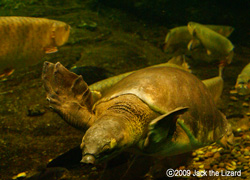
42 61 232 165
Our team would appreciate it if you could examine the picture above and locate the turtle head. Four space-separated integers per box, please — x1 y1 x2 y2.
80 116 125 164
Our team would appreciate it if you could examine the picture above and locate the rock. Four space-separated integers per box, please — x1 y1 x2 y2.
243 135 250 140
221 154 227 160
197 155 205 161
77 20 97 31
230 90 238 95
193 157 200 161
204 164 211 170
231 148 238 154
245 146 250 150
237 156 248 163
236 128 243 133
234 146 241 151
220 149 231 155
207 146 213 150
241 173 247 179
233 153 241 158
196 170 206 178
230 96 239 101
204 151 214 158
211 149 218 153
12 172 26 180
198 164 204 169
27 104 46 116
228 102 234 107
212 160 219 165
213 152 221 159
226 165 236 171
210 161 216 166
196 150 205 155
237 165 243 170
244 96 250 101
228 155 235 159
192 152 197 157
193 163 202 170
218 162 225 168
231 161 237 166
179 166 186 170
234 137 243 143
242 102 249 107
244 150 250 156
243 166 249 170
218 147 224 152
242 162 248 166
244 141 250 146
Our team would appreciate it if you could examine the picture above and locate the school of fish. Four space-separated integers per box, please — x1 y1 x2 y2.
164 21 234 65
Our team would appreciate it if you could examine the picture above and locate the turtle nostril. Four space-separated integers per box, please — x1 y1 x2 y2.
81 154 95 164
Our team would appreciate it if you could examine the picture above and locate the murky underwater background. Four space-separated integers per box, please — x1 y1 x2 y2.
0 0 250 179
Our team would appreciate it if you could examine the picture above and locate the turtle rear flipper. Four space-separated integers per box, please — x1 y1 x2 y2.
42 62 95 131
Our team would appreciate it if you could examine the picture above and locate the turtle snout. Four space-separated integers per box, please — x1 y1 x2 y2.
81 154 96 164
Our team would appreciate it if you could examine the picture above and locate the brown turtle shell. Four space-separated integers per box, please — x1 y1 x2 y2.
94 66 228 144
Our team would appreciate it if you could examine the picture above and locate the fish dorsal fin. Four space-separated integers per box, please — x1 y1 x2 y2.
144 107 188 147
167 55 191 72
44 22 58 54
167 55 185 65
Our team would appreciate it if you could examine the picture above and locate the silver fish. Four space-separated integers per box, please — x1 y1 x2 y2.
187 22 234 65
164 24 234 54
0 16 70 77
235 63 250 95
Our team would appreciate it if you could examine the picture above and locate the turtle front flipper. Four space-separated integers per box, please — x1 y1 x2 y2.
42 62 95 131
